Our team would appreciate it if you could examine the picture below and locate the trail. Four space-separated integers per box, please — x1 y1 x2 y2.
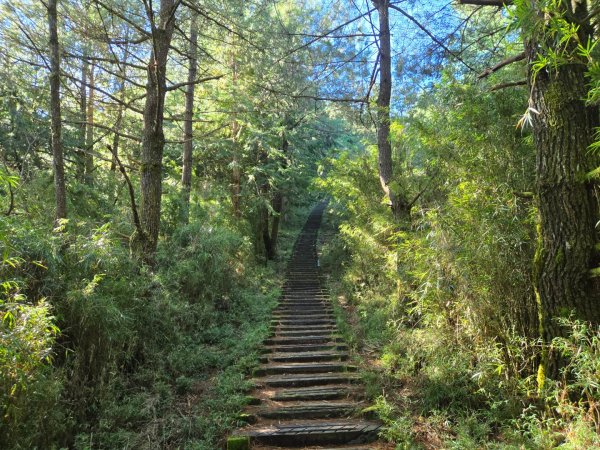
230 203 383 449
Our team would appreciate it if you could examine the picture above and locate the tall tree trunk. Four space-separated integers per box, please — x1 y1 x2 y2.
228 27 244 218
47 0 67 223
254 142 273 260
230 38 241 218
78 55 87 181
84 64 94 185
181 11 198 224
372 0 409 221
110 101 123 173
133 0 178 264
231 119 241 218
110 40 130 173
267 131 288 258
527 1 600 383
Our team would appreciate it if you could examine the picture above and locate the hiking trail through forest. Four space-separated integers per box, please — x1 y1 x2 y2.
229 203 386 449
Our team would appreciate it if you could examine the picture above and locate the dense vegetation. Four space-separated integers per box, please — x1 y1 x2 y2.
1 0 599 448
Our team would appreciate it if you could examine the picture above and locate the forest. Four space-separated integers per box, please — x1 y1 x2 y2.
0 0 599 448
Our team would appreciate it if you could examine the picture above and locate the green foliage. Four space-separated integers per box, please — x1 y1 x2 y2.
315 65 599 447
0 188 300 448
227 436 250 450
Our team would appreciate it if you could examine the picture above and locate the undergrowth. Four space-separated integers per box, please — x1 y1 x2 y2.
318 201 600 450
1 194 312 449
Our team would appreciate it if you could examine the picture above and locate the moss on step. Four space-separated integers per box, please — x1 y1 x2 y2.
227 436 250 450
235 412 257 424
244 395 261 405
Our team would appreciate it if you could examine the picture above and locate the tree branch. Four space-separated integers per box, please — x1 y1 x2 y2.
458 0 512 6
165 74 223 91
108 144 144 238
490 79 527 91
66 120 142 143
277 6 377 62
478 51 525 79
389 4 476 72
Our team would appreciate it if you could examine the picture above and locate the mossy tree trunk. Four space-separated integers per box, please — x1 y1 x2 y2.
527 1 600 380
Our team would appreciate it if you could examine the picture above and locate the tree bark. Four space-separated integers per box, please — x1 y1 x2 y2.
372 0 409 221
78 54 87 181
110 40 130 173
133 0 178 265
527 1 600 381
47 0 67 223
267 131 288 258
230 37 241 218
180 11 198 224
84 64 94 185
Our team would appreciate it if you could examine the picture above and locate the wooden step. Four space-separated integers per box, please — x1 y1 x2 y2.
272 319 336 326
255 372 360 388
264 335 342 345
261 350 349 363
254 362 356 376
272 324 336 330
257 401 357 419
271 385 354 401
272 325 337 337
263 343 348 353
273 308 333 315
272 313 333 320
234 419 381 446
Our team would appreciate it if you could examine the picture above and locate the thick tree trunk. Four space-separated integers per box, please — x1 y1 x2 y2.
372 0 409 221
181 11 198 224
133 0 177 264
47 0 67 223
527 2 600 381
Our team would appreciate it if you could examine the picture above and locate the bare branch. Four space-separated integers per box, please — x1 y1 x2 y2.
92 0 152 37
278 6 378 62
108 144 144 238
165 74 223 91
257 84 365 103
63 51 147 71
490 79 527 91
66 120 142 142
458 0 511 6
389 4 476 72
478 51 525 79
181 0 260 51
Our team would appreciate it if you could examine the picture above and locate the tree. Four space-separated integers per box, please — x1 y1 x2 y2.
371 0 409 222
180 10 198 224
133 0 179 264
47 0 67 223
460 0 600 380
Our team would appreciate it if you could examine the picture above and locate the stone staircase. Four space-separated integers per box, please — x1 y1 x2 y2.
229 203 383 449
